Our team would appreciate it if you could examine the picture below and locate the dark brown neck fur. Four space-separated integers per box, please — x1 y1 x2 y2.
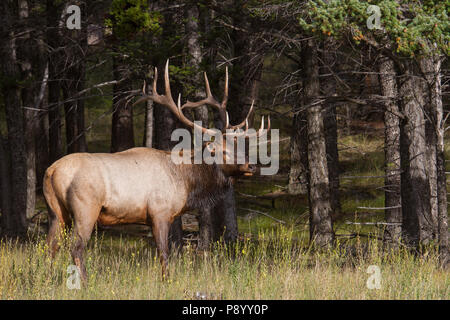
180 163 231 211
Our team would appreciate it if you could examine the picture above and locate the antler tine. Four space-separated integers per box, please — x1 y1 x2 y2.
180 71 222 111
225 113 270 139
142 80 146 94
227 100 254 130
152 67 158 95
222 66 228 109
204 72 213 98
225 112 230 129
164 59 173 101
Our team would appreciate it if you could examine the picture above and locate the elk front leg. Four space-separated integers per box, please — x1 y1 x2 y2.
151 217 171 280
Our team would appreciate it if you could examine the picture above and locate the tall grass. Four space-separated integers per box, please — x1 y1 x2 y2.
0 225 448 300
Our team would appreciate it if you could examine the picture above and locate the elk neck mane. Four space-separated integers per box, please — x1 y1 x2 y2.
176 162 231 211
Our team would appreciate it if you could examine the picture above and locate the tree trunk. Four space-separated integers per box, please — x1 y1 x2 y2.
19 0 39 224
46 0 64 163
143 82 154 148
323 104 340 218
288 112 308 195
35 92 50 191
111 55 135 152
62 5 88 154
0 1 29 236
186 3 209 127
218 186 239 242
62 66 87 154
419 56 448 267
303 40 335 247
214 186 240 241
378 55 402 247
321 41 340 219
398 60 433 247
0 137 12 233
229 1 263 126
186 3 230 249
76 70 88 152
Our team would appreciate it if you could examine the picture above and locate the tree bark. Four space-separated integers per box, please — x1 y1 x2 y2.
186 3 209 127
0 0 29 236
302 40 335 247
0 137 12 233
218 186 239 242
46 0 64 163
419 56 448 267
228 0 263 126
143 82 154 148
111 54 135 152
321 41 340 219
19 0 39 223
62 2 88 154
288 112 308 195
378 55 402 247
213 186 239 242
398 60 433 247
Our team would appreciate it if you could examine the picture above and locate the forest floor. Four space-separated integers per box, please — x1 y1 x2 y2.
1 120 449 299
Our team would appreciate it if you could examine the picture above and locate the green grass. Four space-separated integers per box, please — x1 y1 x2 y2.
0 227 448 299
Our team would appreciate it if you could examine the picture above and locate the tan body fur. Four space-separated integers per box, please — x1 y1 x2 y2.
44 147 234 281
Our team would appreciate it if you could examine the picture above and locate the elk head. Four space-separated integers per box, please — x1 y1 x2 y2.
134 60 270 177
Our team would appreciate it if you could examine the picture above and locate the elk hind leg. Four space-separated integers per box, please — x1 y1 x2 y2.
47 215 65 258
44 177 68 257
70 204 99 283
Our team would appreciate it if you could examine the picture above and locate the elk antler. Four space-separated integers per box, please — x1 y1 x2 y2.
176 65 254 132
134 60 217 135
134 59 259 134
224 111 271 139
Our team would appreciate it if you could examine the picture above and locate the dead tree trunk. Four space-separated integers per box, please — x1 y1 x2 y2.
378 55 402 247
303 40 335 247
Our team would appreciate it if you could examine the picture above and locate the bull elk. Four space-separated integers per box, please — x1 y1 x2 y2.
44 60 270 282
